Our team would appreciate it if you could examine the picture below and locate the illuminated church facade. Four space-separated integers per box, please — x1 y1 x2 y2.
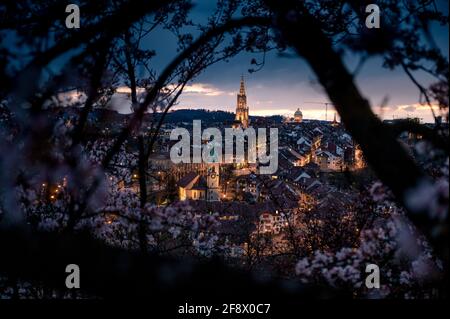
234 76 249 128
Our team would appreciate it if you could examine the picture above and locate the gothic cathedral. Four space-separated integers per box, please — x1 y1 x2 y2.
235 76 249 128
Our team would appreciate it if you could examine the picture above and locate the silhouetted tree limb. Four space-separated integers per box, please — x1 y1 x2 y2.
387 119 449 153
102 16 271 169
10 0 175 100
264 0 446 257
72 16 271 225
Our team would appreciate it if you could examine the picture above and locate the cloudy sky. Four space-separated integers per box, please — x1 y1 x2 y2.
4 1 445 122
125 0 447 123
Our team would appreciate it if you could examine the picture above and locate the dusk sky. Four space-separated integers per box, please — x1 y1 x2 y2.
30 0 447 123
120 0 447 123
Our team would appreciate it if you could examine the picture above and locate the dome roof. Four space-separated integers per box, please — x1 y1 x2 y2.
294 108 303 117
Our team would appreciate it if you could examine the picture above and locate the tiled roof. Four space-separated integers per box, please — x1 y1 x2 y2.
178 172 198 188
191 176 207 190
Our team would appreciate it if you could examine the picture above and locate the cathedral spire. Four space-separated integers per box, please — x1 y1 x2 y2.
239 75 246 96
235 75 249 128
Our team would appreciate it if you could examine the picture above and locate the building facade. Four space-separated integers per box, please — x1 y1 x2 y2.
235 76 249 128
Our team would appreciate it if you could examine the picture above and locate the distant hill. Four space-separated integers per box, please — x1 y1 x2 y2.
45 106 284 126
162 109 284 124
163 109 235 123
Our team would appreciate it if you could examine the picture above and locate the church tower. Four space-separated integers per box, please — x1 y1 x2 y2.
207 163 220 201
206 147 220 201
235 76 249 128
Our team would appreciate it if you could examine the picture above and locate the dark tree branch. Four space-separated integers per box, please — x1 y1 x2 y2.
11 0 175 101
101 16 271 169
401 62 438 122
387 120 449 153
264 0 446 256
